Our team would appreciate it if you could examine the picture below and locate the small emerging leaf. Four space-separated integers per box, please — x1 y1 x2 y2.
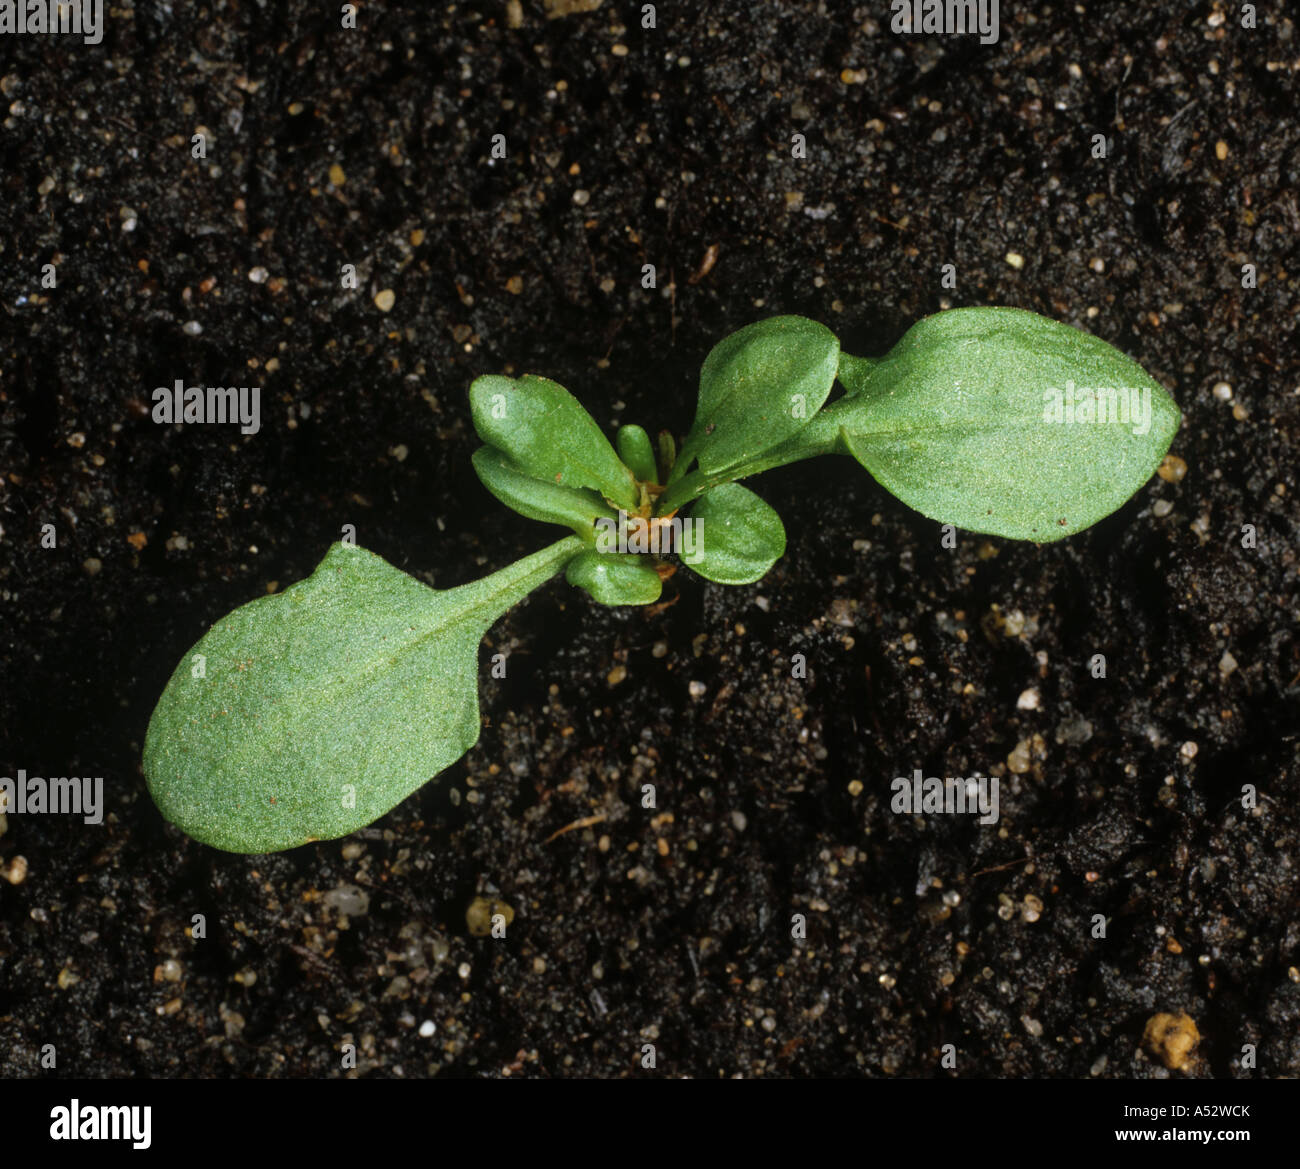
470 373 639 511
616 424 659 484
472 446 617 539
676 315 840 478
685 482 786 585
144 538 580 852
657 430 677 482
834 307 1180 542
565 549 663 605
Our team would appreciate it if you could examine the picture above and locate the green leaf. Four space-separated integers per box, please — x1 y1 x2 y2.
472 446 617 539
143 537 581 853
684 483 786 585
616 424 659 484
674 315 840 479
836 351 881 395
565 549 663 605
831 307 1181 542
657 430 677 482
470 374 638 511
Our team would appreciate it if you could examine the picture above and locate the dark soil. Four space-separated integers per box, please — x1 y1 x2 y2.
1 1 1298 1078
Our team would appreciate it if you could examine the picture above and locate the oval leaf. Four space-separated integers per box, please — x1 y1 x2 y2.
616 423 659 484
144 539 580 852
471 373 638 511
834 307 1180 542
685 482 786 585
565 549 663 605
677 316 839 478
472 446 617 538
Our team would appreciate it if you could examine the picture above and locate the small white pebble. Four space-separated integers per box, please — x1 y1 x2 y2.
688 680 707 699
182 320 203 336
418 1020 436 1037
248 266 269 284
2 855 28 884
1016 688 1040 710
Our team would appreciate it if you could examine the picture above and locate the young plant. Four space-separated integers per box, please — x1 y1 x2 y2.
144 306 1180 852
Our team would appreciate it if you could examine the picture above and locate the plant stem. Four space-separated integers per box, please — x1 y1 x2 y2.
655 405 848 513
448 535 585 632
654 350 889 513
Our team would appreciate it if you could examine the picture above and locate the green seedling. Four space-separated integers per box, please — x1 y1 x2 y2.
144 307 1180 852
